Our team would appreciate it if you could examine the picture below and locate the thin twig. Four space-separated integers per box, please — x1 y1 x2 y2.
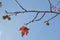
48 0 52 11
34 12 46 21
24 12 46 25
32 12 39 21
24 12 39 25
24 21 33 25
15 0 27 11
5 10 8 14
44 14 59 23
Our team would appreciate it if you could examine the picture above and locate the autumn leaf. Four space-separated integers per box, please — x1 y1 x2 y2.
19 25 29 37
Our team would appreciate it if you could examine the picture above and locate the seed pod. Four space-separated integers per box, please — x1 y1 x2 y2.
8 17 11 20
46 22 49 26
2 16 6 20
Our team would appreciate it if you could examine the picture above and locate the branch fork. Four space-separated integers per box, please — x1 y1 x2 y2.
4 0 60 26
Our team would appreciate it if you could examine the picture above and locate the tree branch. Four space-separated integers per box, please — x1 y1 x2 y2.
32 12 39 21
24 12 46 25
24 12 39 25
48 0 52 11
5 10 60 15
15 0 27 11
4 0 60 26
34 12 46 21
44 14 59 23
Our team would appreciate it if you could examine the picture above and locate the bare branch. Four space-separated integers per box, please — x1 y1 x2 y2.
34 12 46 21
44 14 59 23
5 10 8 14
3 0 60 26
48 0 52 11
24 20 33 25
24 12 39 25
15 0 27 11
24 12 46 25
6 10 60 15
5 10 60 25
32 12 39 21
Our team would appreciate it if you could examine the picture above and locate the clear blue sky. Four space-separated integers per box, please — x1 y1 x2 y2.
0 0 60 40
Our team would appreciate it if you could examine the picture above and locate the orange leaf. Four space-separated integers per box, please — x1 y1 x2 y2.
19 25 29 37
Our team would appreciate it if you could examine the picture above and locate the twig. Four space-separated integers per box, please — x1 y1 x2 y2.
44 14 59 23
24 12 46 25
24 12 39 25
32 12 39 21
5 10 8 14
34 12 46 21
48 0 52 11
15 0 27 11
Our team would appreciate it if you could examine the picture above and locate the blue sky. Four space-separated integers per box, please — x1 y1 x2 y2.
0 0 60 40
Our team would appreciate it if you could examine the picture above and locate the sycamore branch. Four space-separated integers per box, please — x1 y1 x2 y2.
5 10 60 14
48 0 52 11
5 10 60 25
15 0 27 11
4 0 60 25
44 14 59 23
24 12 45 25
24 12 39 25
34 12 46 21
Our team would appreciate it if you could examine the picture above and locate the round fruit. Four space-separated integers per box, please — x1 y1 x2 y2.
2 16 6 20
46 22 49 26
8 17 11 20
